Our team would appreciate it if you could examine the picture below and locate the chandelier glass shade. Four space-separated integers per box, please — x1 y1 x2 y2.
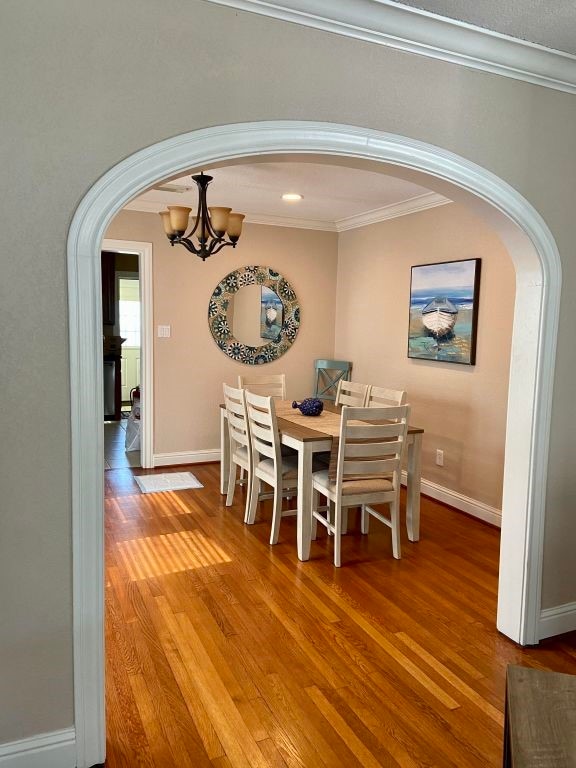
159 172 245 261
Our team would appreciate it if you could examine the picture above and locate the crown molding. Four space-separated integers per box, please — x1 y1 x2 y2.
336 192 450 231
123 200 337 230
124 200 172 215
244 212 337 230
203 0 576 94
124 192 450 231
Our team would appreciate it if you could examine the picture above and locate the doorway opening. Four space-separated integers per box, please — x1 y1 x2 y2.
68 122 560 767
102 250 143 470
117 273 142 467
118 275 141 411
101 238 154 471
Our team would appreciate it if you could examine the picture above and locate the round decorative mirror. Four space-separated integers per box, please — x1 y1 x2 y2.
208 266 300 364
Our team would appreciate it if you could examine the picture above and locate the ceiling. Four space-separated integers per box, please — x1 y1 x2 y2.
126 161 450 231
395 0 576 55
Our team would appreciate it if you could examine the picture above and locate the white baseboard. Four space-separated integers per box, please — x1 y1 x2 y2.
402 472 502 528
153 449 220 467
0 728 75 768
539 601 576 640
151 458 502 527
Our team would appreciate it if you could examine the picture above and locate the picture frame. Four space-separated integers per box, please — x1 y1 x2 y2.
407 258 481 365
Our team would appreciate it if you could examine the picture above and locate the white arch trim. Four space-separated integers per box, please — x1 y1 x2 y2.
67 121 561 767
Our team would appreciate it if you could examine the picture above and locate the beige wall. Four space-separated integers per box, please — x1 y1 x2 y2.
3 0 576 746
335 204 515 510
106 211 338 454
109 204 515 510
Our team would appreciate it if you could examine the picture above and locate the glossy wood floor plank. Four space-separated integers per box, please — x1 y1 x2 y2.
104 464 576 766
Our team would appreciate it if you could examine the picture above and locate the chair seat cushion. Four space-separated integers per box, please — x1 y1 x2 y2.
257 456 298 481
312 469 393 496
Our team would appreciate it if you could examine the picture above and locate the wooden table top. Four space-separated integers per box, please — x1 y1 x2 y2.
221 400 424 444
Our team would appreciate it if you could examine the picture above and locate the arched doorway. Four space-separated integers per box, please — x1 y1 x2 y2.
67 121 560 767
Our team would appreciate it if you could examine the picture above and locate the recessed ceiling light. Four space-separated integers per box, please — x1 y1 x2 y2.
282 193 303 201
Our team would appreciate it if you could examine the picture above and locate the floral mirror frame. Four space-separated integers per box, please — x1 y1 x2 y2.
208 265 300 364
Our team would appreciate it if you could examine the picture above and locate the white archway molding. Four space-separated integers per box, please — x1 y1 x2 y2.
67 121 560 767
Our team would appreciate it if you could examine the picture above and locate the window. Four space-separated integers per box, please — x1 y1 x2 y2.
118 278 140 347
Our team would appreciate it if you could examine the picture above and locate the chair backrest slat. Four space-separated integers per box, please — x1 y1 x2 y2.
335 380 369 407
346 404 406 421
343 458 400 476
226 399 246 418
344 440 403 458
228 411 247 432
251 437 276 460
336 405 410 488
366 385 407 407
245 391 281 467
223 384 250 454
238 373 286 400
250 420 275 444
341 422 404 440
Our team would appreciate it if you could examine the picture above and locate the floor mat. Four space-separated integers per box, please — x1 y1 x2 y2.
134 472 204 494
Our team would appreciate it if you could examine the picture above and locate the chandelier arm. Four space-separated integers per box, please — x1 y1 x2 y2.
208 239 235 258
174 237 201 256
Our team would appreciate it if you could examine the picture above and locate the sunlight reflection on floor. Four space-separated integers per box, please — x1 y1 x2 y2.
117 530 232 579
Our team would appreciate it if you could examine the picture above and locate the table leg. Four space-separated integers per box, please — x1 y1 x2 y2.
406 432 422 542
297 442 314 561
220 408 230 495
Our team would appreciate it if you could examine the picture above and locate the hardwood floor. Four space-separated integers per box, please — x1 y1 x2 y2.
104 464 576 767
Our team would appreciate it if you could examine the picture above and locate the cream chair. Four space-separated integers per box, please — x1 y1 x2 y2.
310 404 410 567
366 385 407 407
222 384 253 521
245 391 299 545
334 379 369 407
237 374 288 484
338 387 405 536
238 373 286 400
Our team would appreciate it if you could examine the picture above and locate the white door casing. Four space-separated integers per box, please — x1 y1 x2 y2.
103 239 154 470
67 121 561 767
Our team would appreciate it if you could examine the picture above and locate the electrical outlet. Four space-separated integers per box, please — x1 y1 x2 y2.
436 449 444 467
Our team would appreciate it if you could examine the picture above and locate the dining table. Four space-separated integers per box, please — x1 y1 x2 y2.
220 400 424 562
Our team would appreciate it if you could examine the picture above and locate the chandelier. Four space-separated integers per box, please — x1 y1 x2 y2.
159 172 245 261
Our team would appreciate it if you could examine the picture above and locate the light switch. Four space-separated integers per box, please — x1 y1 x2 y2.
157 325 171 338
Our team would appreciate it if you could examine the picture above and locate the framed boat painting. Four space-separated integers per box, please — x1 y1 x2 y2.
408 258 481 365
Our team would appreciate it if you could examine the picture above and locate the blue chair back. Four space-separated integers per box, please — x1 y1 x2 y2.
313 359 352 401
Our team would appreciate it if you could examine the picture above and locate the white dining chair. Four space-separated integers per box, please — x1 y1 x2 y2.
244 391 299 545
238 373 286 400
334 379 369 407
310 404 410 567
366 385 407 407
237 374 288 485
338 386 405 534
222 384 253 521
